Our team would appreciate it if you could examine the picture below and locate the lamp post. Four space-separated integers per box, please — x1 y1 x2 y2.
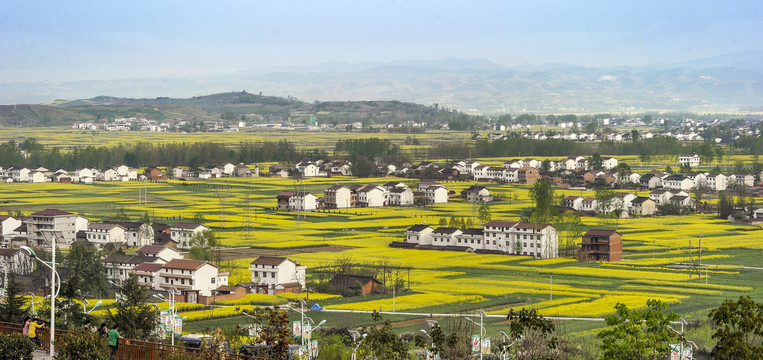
154 287 178 346
83 299 103 314
466 310 487 360
20 245 60 359
499 331 517 360
286 299 324 346
28 293 49 316
668 318 697 360
348 330 367 360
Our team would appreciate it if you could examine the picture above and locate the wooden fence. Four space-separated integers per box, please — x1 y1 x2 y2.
0 321 265 360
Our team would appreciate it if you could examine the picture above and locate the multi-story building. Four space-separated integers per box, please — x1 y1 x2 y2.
678 154 700 167
248 256 306 295
324 185 352 209
158 259 229 302
86 223 126 247
405 225 433 245
170 223 209 249
26 209 88 247
517 167 540 184
579 230 622 262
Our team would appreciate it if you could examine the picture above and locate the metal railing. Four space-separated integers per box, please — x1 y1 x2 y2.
1 322 264 360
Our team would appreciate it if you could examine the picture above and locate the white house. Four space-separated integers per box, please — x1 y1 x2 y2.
107 222 155 248
728 174 755 187
170 223 209 249
357 184 387 207
221 163 235 176
27 171 47 183
105 254 160 285
0 215 22 237
158 259 229 302
581 198 598 213
679 154 701 167
430 227 463 246
10 167 31 182
136 245 184 263
288 192 317 212
601 157 619 170
564 196 584 211
455 228 486 250
324 185 352 209
462 185 493 203
663 175 694 191
405 225 434 245
388 187 414 206
296 162 322 177
514 223 558 259
133 262 164 290
705 174 727 191
86 223 126 247
248 256 307 295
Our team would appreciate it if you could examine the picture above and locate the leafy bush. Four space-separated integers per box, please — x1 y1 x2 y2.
0 333 34 360
55 330 110 360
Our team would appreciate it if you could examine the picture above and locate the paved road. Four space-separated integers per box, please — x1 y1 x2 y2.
33 350 50 360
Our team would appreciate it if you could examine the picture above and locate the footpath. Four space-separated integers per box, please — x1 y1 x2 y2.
33 350 50 359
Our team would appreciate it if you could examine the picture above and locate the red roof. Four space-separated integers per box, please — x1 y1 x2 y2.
584 229 620 237
515 223 550 230
163 259 216 271
137 245 167 255
132 262 163 273
485 220 517 228
32 209 73 216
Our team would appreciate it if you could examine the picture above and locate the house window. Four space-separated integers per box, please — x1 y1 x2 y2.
253 271 258 277
211 278 215 284
181 279 185 285
271 272 275 278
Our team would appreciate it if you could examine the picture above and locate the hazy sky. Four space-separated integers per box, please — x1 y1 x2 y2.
2 0 762 83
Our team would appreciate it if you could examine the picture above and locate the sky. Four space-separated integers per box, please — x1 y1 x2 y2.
1 0 762 83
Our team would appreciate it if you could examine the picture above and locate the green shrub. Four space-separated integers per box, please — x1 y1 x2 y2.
55 330 109 360
0 333 34 360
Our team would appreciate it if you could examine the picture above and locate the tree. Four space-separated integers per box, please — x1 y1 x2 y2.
506 308 575 360
642 114 653 124
188 230 218 263
140 210 151 225
477 203 492 226
595 187 617 215
55 330 110 360
66 242 108 298
528 179 555 224
243 307 291 360
361 311 409 360
0 274 28 323
540 159 551 174
598 299 681 360
111 207 130 222
631 129 640 141
709 296 763 360
109 274 159 341
438 217 447 226
590 153 603 170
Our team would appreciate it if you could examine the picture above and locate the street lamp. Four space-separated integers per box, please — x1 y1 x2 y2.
83 300 103 314
348 330 367 360
668 318 697 360
154 287 179 346
466 310 487 360
286 299 324 345
28 293 49 316
20 245 60 359
499 331 518 360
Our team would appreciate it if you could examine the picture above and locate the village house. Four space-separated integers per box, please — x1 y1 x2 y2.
464 161 481 174
269 164 290 178
133 262 164 290
579 229 622 262
662 175 694 191
324 185 352 209
405 225 434 245
85 223 126 247
679 153 701 167
630 197 657 216
357 184 387 207
430 227 463 246
705 174 728 191
517 167 540 184
455 228 485 249
328 274 382 296
104 254 159 284
233 163 253 177
461 185 494 203
103 221 154 248
10 167 31 182
26 209 88 247
170 222 209 249
581 198 598 213
601 157 619 170
136 245 184 263
640 173 662 189
728 174 755 187
221 163 235 176
564 196 584 211
388 187 414 206
248 256 306 295
514 223 558 259
158 259 229 303
276 191 295 210
0 215 22 238
144 167 168 181
288 192 317 212
483 220 519 253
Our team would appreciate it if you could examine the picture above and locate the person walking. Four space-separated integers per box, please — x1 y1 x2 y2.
98 323 108 338
27 318 44 349
22 316 31 337
108 323 121 359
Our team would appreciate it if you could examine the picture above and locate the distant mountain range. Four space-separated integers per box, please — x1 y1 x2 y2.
1 51 762 113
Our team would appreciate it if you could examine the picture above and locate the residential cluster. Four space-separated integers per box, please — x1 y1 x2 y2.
72 117 243 132
276 181 452 212
396 220 558 259
0 208 309 304
0 163 259 183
